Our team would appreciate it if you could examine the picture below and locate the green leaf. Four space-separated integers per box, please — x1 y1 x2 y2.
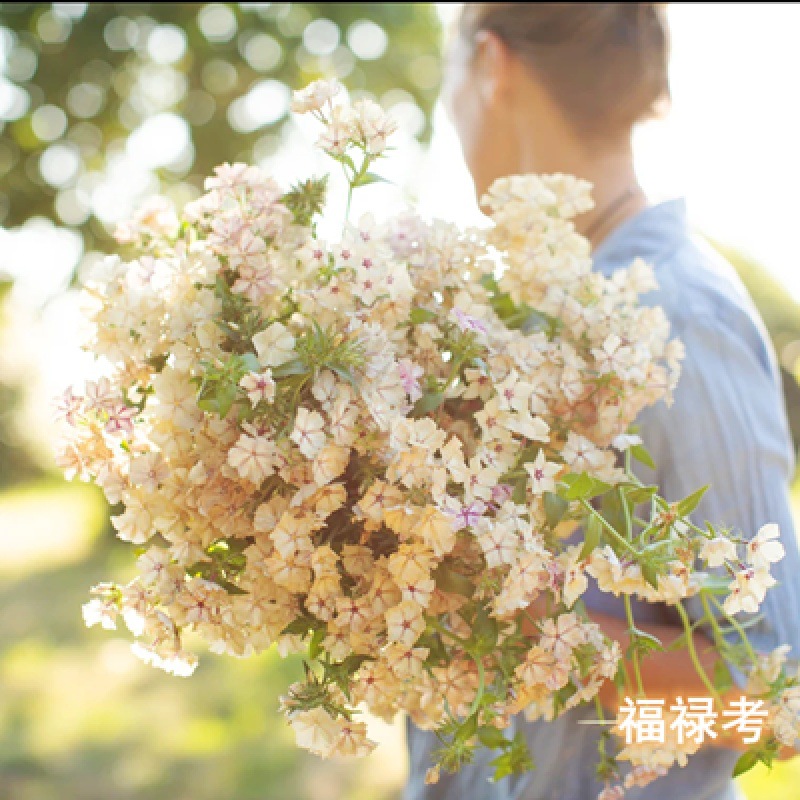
579 513 603 560
511 477 528 505
560 473 612 501
630 443 656 470
271 358 308 379
456 712 479 744
641 561 661 590
353 171 390 187
471 605 499 655
478 725 510 750
628 627 664 656
700 573 732 595
281 615 317 636
330 364 359 390
215 382 237 418
238 352 261 373
325 654 370 696
432 564 475 598
551 683 577 717
216 578 249 595
713 659 734 693
412 390 445 415
409 307 437 324
544 491 569 528
560 473 594 500
489 733 533 782
515 446 542 466
420 631 448 666
600 489 626 535
733 749 761 778
625 485 658 505
676 485 710 517
309 625 326 661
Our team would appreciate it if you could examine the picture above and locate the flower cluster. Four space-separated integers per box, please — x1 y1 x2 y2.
57 80 797 796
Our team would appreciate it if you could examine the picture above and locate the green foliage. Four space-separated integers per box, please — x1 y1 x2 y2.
0 2 441 265
480 273 559 335
283 175 328 227
488 732 534 782
0 279 46 489
195 351 259 418
733 739 781 779
558 472 612 501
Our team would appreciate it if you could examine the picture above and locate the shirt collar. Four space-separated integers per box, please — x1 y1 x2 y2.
591 197 689 275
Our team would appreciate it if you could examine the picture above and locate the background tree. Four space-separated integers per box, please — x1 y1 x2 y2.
0 3 441 260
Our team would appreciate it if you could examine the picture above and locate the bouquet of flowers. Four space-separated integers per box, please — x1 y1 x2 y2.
56 80 800 797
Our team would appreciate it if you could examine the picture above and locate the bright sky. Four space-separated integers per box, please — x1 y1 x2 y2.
2 2 800 429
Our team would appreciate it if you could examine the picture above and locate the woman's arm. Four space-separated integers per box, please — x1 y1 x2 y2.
522 601 796 755
586 610 750 751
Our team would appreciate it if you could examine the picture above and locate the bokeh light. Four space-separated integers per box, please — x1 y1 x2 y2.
347 20 388 61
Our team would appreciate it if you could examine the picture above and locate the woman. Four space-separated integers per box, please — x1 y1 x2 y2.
405 4 800 799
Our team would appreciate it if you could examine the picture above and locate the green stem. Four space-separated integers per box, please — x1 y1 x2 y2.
427 617 470 647
593 695 610 763
579 499 638 556
466 656 486 719
700 591 726 645
675 599 722 704
709 594 759 664
594 693 607 725
687 520 714 538
622 594 644 696
344 181 353 222
618 486 633 541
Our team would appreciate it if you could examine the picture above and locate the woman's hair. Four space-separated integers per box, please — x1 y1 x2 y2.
459 3 671 136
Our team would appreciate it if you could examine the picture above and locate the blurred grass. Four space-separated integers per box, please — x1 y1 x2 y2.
0 478 406 800
1 473 798 799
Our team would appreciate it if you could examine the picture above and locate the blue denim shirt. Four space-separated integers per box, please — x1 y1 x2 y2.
404 199 800 800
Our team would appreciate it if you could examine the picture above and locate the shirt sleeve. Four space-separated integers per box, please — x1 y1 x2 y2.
632 303 800 686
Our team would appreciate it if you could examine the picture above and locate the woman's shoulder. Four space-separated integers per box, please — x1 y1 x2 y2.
595 199 765 340
640 234 778 378
649 234 757 323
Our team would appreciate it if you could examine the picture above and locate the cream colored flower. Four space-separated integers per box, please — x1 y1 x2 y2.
290 79 342 114
253 322 295 367
700 536 737 568
385 600 425 646
723 567 776 615
416 506 456 558
288 707 341 757
538 612 586 662
524 450 561 496
239 369 275 407
129 452 169 491
228 430 279 483
746 523 785 571
291 407 326 459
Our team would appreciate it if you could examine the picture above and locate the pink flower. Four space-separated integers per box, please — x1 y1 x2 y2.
397 358 424 402
452 307 488 335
